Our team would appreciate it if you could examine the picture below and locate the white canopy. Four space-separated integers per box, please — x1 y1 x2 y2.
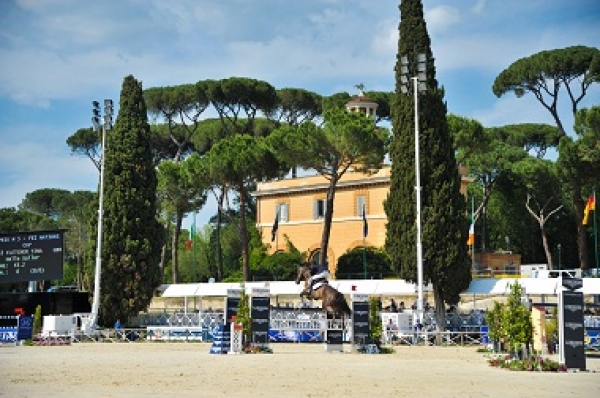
464 277 600 295
158 277 600 299
159 279 422 298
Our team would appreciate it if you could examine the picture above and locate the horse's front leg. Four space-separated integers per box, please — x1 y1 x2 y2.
300 282 311 299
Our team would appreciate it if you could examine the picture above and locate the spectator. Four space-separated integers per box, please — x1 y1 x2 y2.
386 318 398 332
114 319 123 339
390 298 398 312
414 319 424 332
386 318 398 344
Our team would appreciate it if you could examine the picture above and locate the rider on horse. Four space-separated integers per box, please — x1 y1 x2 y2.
308 263 330 292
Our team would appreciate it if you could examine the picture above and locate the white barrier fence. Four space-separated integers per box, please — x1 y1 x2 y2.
5 310 600 350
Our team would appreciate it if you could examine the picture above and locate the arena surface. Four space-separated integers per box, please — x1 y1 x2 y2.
1 343 598 397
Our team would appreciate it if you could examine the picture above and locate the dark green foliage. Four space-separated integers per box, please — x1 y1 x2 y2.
385 0 471 328
335 247 392 279
365 91 393 124
66 127 102 170
203 77 281 281
144 83 211 284
158 159 208 283
19 188 72 220
503 282 533 354
33 305 42 336
486 282 533 356
492 46 599 118
369 297 382 343
271 88 322 125
17 187 95 289
99 75 164 326
0 207 57 233
574 105 600 164
236 286 251 344
496 124 561 158
250 235 306 281
447 114 487 165
199 134 281 281
485 301 504 351
268 106 387 266
493 45 600 269
322 92 351 111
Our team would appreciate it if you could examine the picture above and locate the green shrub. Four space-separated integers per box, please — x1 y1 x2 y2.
369 297 382 344
487 354 566 372
33 305 42 336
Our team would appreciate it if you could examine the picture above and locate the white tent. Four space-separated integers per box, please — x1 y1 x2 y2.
157 277 600 299
159 279 424 298
464 277 600 296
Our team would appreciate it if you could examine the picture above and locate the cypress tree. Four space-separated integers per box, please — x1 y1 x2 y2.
385 0 471 330
99 75 164 326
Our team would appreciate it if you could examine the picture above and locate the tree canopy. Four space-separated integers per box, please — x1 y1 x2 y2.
494 45 600 269
268 106 387 265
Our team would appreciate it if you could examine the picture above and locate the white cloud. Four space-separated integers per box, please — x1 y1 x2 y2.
0 142 97 209
472 0 487 14
425 5 461 34
472 96 553 128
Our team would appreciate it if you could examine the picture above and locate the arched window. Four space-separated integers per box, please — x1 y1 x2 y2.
310 250 328 266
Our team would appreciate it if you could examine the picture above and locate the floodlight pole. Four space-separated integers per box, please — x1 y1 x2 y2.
401 53 427 325
413 75 424 323
89 100 113 330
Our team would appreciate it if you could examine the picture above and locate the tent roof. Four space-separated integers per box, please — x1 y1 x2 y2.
159 279 421 298
464 277 600 295
158 277 600 298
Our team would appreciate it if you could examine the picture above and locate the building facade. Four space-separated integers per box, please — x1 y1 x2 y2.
252 90 474 275
253 165 474 275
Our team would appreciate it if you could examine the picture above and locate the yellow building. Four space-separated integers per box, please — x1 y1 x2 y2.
252 165 473 275
251 87 476 275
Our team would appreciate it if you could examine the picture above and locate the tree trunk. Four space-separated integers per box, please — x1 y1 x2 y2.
76 252 83 291
319 178 338 266
540 225 554 270
159 243 167 283
238 184 250 281
433 285 446 334
573 186 590 270
216 190 225 281
171 212 183 283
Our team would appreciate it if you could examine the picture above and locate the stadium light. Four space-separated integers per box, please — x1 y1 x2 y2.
88 99 113 332
400 53 427 325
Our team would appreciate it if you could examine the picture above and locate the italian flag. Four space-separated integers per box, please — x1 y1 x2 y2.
467 223 475 246
467 197 475 246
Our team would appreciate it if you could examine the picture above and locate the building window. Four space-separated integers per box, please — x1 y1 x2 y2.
276 202 289 222
313 199 326 219
310 250 328 267
357 195 367 217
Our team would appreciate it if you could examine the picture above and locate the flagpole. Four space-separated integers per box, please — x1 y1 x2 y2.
594 188 598 277
362 204 368 279
271 207 279 249
192 212 197 282
471 196 475 272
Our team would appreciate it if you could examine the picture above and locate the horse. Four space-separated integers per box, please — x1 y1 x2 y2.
294 266 352 325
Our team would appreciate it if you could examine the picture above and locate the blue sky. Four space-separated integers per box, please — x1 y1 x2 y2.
0 0 599 229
